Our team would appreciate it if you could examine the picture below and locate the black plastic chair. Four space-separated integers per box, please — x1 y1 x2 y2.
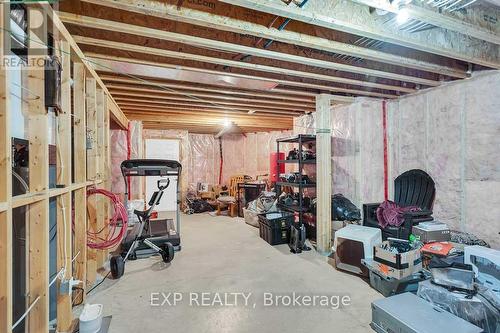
363 169 436 240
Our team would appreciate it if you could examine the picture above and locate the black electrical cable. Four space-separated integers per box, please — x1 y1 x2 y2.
86 271 112 295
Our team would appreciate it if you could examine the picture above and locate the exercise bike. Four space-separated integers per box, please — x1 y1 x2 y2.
110 178 176 279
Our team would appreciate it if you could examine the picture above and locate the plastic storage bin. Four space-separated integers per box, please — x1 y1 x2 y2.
258 211 293 245
364 258 430 297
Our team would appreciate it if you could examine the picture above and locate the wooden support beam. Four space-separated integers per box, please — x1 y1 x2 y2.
62 18 419 92
100 75 316 103
0 4 13 332
120 106 301 119
73 188 87 304
78 0 468 78
73 63 87 184
107 84 315 108
123 108 296 120
85 78 98 287
102 97 111 262
123 110 294 127
71 32 440 87
95 88 106 268
85 78 98 181
316 94 332 254
89 55 399 99
27 7 50 333
72 63 87 303
56 41 74 333
222 0 500 68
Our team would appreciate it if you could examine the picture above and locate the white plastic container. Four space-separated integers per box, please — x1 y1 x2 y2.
332 224 382 276
464 245 500 292
79 303 103 333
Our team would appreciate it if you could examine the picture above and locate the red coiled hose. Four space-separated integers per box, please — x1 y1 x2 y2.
86 188 128 250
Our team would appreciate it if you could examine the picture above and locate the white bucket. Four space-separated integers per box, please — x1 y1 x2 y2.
79 303 103 333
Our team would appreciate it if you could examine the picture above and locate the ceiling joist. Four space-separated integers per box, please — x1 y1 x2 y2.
66 20 442 87
77 0 468 78
58 18 420 92
351 0 500 45
221 0 500 68
110 91 313 112
107 86 315 108
88 55 396 99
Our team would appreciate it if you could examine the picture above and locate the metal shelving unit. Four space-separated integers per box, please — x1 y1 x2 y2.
275 134 316 228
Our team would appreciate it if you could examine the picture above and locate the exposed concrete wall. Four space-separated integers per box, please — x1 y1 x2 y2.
294 70 500 248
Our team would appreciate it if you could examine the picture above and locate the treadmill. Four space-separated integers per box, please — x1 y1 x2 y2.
121 159 182 258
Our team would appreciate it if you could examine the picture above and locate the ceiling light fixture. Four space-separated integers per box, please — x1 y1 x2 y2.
396 8 410 24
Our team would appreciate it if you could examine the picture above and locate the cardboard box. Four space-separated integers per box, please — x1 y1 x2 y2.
199 191 215 200
373 261 423 279
374 242 422 279
412 221 450 243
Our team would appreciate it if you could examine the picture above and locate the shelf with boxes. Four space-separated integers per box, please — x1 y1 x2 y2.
272 135 317 251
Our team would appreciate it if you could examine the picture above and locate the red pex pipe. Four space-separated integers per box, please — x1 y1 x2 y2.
382 100 389 201
86 188 128 250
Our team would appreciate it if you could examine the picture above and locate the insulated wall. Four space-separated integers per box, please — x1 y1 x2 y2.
110 120 142 199
220 130 293 185
294 101 385 206
294 71 500 249
388 71 500 249
188 133 219 189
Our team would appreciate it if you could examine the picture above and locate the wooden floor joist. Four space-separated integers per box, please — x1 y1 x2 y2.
89 55 400 99
113 95 312 113
107 85 315 108
119 101 304 116
221 0 500 69
100 75 317 102
67 31 417 93
71 33 440 87
77 0 468 78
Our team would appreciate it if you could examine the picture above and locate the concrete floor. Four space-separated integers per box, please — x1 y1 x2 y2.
85 213 381 333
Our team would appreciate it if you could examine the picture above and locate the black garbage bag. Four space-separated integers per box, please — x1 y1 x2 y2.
310 194 361 221
332 194 361 221
190 199 214 213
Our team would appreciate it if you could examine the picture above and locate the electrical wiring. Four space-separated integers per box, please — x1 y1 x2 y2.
86 188 128 250
86 271 112 296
